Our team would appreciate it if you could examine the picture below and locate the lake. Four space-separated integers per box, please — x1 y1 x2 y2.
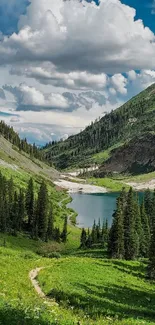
68 192 119 228
68 192 144 228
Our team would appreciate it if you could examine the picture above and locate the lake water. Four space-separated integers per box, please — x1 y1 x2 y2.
68 192 144 228
68 193 119 228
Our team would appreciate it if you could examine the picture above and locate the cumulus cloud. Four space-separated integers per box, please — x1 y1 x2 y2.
1 0 155 144
0 0 155 74
3 84 69 111
10 63 108 90
111 74 127 94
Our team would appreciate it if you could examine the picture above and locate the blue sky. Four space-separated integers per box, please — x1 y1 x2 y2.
0 0 155 144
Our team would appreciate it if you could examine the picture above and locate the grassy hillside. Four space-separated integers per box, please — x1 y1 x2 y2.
1 236 155 325
0 135 59 181
0 135 80 241
43 83 155 170
38 257 155 324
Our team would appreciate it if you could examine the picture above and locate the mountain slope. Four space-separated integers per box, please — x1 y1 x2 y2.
0 135 59 181
43 83 155 169
95 133 155 176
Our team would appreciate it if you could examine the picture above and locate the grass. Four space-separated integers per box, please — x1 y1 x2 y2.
124 171 155 183
1 235 155 325
38 257 155 324
88 177 129 192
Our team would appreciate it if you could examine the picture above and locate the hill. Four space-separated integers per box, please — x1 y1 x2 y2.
0 135 59 181
1 236 155 325
43 83 155 170
0 130 79 245
96 133 155 177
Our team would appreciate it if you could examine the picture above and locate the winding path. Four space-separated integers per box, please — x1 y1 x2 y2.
29 267 58 306
29 267 46 298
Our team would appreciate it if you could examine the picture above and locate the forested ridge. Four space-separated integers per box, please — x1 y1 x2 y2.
0 120 48 163
43 83 155 169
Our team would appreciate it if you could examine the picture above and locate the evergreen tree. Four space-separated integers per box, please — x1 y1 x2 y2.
134 193 142 256
108 197 124 259
140 200 150 257
124 188 138 260
144 189 153 222
61 216 68 243
8 177 14 232
147 223 155 279
12 191 19 235
37 181 49 241
91 220 97 244
18 189 25 231
80 228 87 248
54 227 61 242
46 204 54 241
25 178 34 229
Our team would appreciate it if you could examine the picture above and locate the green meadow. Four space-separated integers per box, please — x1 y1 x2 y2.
1 236 155 325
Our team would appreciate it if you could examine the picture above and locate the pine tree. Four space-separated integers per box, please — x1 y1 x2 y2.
91 220 97 244
25 178 34 229
54 227 61 242
18 189 25 231
144 189 153 222
80 228 87 248
108 197 124 259
8 177 14 232
37 181 49 241
86 228 93 248
140 200 150 257
46 204 54 241
12 191 19 235
124 188 138 260
134 193 142 256
147 223 155 279
61 216 68 243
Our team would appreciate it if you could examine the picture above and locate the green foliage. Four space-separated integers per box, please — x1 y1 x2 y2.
88 177 129 192
43 83 155 169
38 257 155 324
0 120 48 163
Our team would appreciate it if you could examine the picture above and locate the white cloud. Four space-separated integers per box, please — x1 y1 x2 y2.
111 74 127 94
10 63 108 90
0 0 155 74
1 0 155 144
3 84 69 110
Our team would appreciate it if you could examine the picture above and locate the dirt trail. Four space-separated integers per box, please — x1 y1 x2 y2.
29 267 58 306
29 267 46 298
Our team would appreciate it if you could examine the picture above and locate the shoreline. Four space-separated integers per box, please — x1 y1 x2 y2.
54 179 107 194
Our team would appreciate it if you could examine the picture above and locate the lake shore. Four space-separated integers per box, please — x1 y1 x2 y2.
54 178 107 193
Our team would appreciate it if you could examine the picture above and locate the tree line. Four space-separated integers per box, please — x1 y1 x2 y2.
43 83 155 169
80 187 155 279
80 219 109 249
0 173 67 243
0 120 48 164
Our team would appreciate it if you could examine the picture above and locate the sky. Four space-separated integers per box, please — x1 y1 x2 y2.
0 0 155 145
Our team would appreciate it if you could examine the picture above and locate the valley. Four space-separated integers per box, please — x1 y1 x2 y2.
1 84 155 325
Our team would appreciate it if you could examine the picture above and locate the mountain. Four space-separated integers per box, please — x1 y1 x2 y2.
0 120 59 181
43 83 155 170
95 133 155 176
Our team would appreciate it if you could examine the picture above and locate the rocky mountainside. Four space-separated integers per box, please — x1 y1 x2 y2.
43 83 155 170
95 133 155 176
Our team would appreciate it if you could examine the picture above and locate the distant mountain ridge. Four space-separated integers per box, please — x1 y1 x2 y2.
43 83 155 171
